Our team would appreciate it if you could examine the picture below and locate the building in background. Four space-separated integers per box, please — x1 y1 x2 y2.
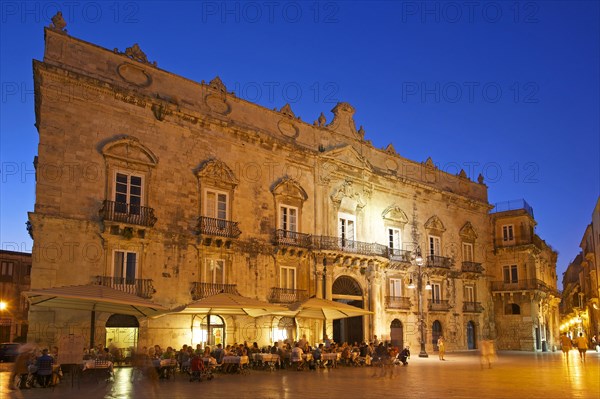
26 15 558 353
0 250 31 342
561 198 600 341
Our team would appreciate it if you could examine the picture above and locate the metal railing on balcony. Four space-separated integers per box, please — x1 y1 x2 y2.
100 200 157 227
385 296 412 310
268 287 308 304
274 230 312 248
491 279 558 293
490 199 534 218
312 235 389 257
389 248 412 263
191 282 239 300
426 255 452 269
427 299 451 311
94 276 155 299
462 301 483 313
461 261 484 273
197 216 241 239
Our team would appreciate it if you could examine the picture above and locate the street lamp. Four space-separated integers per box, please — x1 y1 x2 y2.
408 246 430 358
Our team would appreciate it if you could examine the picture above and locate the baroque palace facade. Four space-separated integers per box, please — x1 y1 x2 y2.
27 18 560 353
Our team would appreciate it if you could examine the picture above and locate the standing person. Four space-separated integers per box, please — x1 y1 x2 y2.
437 336 446 361
574 332 588 362
560 333 572 362
399 346 410 366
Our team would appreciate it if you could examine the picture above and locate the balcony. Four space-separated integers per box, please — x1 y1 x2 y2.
385 296 412 310
197 216 241 239
274 230 312 248
100 200 157 227
461 261 484 273
490 199 534 218
491 279 558 293
426 255 452 269
94 276 155 299
268 288 308 304
389 249 412 263
191 282 239 300
462 301 484 313
311 236 389 257
427 299 451 311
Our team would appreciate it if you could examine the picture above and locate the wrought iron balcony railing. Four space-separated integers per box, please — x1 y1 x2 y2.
197 216 241 239
385 296 412 310
462 301 484 313
427 299 451 311
426 255 452 269
491 279 558 293
94 276 155 299
100 200 157 227
268 287 308 304
191 282 239 300
389 248 412 263
461 261 484 273
311 235 389 257
274 229 312 248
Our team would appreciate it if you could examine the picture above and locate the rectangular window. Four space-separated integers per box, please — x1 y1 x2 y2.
338 213 356 248
280 266 296 289
431 283 441 303
113 251 137 284
429 236 441 257
503 265 518 283
205 190 228 220
280 206 298 232
502 225 514 242
462 243 473 262
1 262 14 282
388 228 402 251
115 172 143 214
389 278 402 297
206 259 225 284
465 285 475 302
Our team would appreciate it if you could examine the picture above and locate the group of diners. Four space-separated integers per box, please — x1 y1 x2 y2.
131 334 409 378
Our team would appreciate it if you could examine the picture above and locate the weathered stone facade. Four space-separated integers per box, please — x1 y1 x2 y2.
0 250 31 342
27 23 556 352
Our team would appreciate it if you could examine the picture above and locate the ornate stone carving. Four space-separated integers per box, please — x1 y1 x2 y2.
458 169 468 179
209 76 227 93
116 43 157 66
195 159 238 186
382 205 409 225
117 63 152 87
270 177 308 201
277 120 299 139
279 103 295 118
326 102 360 139
423 157 436 169
49 11 67 33
385 143 397 155
317 112 327 127
424 215 446 233
101 136 159 166
358 125 365 138
459 221 478 241
331 179 366 211
477 173 485 184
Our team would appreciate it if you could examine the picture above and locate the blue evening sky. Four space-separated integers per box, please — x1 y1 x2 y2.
1 1 598 288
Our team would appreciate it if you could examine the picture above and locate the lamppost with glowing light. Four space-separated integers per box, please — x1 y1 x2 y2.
407 246 431 357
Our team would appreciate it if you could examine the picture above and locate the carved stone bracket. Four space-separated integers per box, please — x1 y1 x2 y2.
114 43 157 67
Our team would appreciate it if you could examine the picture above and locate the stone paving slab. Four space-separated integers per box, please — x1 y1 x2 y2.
1 351 598 399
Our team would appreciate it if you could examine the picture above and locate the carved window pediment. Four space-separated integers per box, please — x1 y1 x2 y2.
331 179 367 212
459 222 478 242
271 177 308 207
382 205 409 226
424 215 446 234
320 145 373 172
195 159 238 189
101 136 158 168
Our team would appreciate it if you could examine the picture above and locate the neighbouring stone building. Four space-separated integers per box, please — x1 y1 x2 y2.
489 201 561 351
561 197 600 341
0 250 32 342
26 17 558 353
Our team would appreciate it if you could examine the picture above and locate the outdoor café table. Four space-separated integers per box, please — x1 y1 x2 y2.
81 359 113 383
255 353 280 371
222 356 249 373
321 353 340 368
159 359 177 379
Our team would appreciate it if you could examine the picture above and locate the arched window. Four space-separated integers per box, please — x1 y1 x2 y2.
505 303 521 315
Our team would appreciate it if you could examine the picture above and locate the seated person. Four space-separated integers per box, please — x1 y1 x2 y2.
212 344 224 364
291 343 304 370
35 349 54 387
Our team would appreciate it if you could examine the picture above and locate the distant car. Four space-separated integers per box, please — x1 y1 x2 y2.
0 343 20 362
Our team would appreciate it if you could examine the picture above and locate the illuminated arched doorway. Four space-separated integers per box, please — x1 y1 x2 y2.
390 319 404 348
273 317 296 343
192 315 225 347
332 276 364 344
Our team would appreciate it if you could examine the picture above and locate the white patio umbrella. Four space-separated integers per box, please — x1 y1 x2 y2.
287 297 373 320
